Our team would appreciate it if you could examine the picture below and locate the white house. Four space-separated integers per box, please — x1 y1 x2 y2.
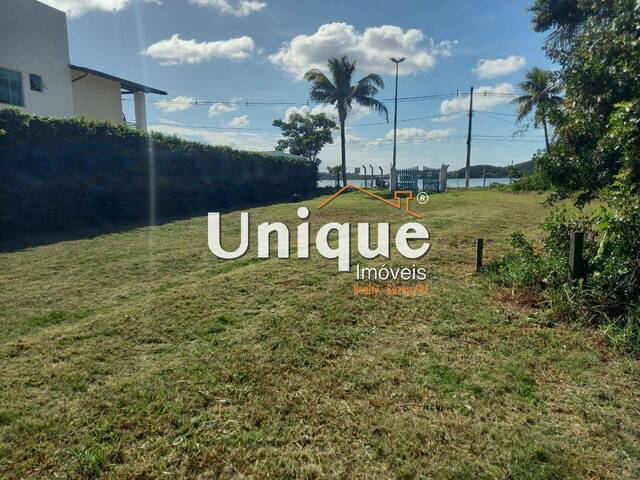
0 0 166 130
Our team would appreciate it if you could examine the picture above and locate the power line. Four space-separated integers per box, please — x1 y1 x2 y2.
128 91 460 108
350 111 468 127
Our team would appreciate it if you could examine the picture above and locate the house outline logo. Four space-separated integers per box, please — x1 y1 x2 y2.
317 183 422 219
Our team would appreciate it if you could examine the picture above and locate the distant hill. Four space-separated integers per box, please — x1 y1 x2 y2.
448 160 534 178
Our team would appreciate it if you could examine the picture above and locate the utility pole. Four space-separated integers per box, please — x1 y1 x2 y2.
465 86 474 188
390 57 405 178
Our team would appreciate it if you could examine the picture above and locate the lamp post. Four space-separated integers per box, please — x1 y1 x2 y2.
390 57 405 175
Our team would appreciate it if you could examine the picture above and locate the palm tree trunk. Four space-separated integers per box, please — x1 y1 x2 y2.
543 116 550 152
339 118 347 186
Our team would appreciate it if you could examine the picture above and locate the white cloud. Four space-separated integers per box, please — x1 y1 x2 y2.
208 97 242 117
269 23 456 79
439 83 515 114
230 114 250 127
40 0 159 17
209 104 235 116
149 123 274 150
142 34 255 65
155 96 196 113
364 127 454 148
473 55 526 79
188 0 266 16
431 114 461 123
385 127 454 141
284 103 374 123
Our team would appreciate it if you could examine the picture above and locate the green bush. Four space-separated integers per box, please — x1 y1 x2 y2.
510 172 551 193
486 180 640 354
0 109 317 237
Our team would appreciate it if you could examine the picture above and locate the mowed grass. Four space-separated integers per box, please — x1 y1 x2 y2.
1 189 639 479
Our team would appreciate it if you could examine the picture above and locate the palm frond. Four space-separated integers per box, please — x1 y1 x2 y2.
357 73 385 89
327 56 356 92
304 68 337 104
350 83 379 99
511 95 534 123
354 96 389 122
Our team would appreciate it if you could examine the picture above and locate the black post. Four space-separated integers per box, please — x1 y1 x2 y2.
465 86 474 188
569 232 584 281
475 238 484 273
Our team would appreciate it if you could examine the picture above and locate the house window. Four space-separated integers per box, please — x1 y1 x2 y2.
30 74 43 92
0 67 24 106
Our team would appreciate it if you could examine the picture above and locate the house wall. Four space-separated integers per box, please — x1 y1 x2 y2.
0 0 74 117
71 73 123 124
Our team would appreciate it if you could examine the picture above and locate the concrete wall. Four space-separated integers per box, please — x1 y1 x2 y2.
71 72 123 124
0 0 74 117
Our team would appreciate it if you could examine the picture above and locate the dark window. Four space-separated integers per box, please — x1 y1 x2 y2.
30 74 43 92
0 67 23 106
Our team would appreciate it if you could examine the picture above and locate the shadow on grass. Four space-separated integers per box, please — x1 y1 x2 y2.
0 189 336 253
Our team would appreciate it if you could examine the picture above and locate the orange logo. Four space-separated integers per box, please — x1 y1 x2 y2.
317 183 422 219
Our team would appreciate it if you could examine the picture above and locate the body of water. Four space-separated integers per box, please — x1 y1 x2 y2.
317 177 513 189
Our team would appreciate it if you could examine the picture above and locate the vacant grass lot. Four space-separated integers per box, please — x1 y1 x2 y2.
1 189 639 479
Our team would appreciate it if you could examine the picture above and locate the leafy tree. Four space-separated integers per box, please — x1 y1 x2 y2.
530 0 640 203
304 56 388 186
272 112 336 164
326 165 343 186
511 67 563 151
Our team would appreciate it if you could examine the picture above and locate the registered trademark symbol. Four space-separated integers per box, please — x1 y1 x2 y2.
416 191 430 205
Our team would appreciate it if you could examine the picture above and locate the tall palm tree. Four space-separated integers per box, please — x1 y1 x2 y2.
512 67 563 151
304 56 388 186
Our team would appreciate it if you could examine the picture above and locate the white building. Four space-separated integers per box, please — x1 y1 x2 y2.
0 0 166 130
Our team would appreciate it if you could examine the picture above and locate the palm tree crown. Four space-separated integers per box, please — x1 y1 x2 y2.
304 56 388 186
512 67 563 151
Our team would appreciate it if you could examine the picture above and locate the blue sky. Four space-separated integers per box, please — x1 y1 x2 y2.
44 0 553 172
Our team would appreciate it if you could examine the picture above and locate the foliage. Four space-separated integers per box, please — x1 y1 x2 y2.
326 165 343 186
509 153 551 192
273 112 336 164
530 0 640 202
511 67 563 150
506 164 522 180
0 109 317 237
510 171 551 192
487 181 640 354
485 232 550 289
304 56 388 186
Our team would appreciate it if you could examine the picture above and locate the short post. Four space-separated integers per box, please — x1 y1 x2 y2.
475 238 484 273
569 231 584 281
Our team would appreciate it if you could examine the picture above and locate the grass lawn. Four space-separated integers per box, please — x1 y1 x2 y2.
1 189 639 479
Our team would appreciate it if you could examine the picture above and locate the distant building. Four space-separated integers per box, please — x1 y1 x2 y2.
354 167 361 175
0 0 166 130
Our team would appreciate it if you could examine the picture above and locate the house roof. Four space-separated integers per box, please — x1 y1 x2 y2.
70 64 167 95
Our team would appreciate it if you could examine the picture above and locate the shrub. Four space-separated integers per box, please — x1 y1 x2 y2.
510 171 551 192
486 181 640 354
0 109 317 237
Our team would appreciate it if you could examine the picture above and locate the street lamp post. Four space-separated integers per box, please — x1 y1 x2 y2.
390 57 405 189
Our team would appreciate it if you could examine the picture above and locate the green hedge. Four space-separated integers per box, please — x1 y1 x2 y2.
0 109 317 237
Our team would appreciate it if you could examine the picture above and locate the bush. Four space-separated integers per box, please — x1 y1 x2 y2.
0 109 317 237
486 182 640 355
510 171 551 193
